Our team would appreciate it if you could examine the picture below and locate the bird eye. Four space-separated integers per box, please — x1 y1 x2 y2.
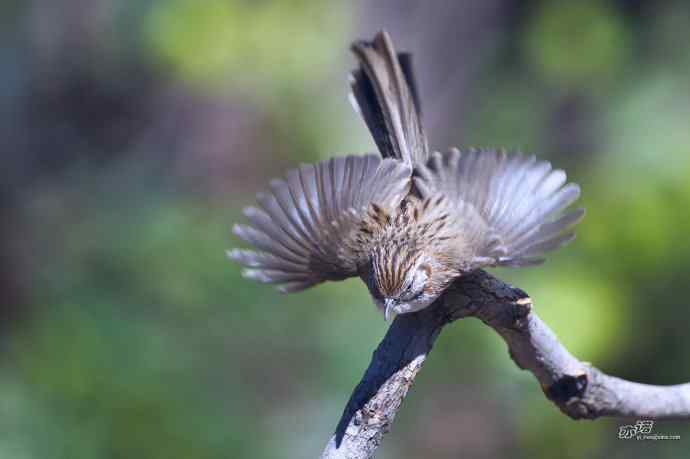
410 290 424 301
400 281 423 301
401 288 423 302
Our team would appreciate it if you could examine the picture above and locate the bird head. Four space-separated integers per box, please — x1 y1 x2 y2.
365 248 442 320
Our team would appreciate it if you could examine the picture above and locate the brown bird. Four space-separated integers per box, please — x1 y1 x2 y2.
228 31 584 320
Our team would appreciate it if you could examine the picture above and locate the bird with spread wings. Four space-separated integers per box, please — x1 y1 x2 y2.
228 31 583 320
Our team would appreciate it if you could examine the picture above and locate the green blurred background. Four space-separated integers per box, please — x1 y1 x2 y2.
2 0 689 457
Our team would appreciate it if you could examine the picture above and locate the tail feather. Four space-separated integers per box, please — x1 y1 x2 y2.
350 31 428 166
396 52 422 116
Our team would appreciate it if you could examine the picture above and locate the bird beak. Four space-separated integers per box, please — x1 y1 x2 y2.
384 298 395 322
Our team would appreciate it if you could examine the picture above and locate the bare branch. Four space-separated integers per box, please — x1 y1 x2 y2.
320 270 690 459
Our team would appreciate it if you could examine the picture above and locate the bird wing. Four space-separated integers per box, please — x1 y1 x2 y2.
414 148 584 269
229 154 412 292
350 31 428 166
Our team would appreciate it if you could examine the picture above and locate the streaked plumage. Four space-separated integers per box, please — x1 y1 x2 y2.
229 30 584 319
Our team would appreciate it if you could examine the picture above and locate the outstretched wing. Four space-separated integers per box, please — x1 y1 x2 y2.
414 148 584 269
229 155 412 292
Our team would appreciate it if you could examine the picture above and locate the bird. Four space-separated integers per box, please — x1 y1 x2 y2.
228 30 584 321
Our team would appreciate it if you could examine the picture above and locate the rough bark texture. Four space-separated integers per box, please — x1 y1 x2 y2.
320 270 690 459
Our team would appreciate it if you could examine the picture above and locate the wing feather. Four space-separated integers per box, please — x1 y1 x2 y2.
229 154 412 291
414 148 583 269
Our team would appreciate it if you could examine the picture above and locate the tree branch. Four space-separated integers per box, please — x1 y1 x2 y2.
320 270 690 459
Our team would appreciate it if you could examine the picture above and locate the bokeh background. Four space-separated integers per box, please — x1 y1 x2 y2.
2 0 690 457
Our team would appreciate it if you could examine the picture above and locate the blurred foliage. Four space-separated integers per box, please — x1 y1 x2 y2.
2 1 690 458
145 0 349 95
525 1 630 90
